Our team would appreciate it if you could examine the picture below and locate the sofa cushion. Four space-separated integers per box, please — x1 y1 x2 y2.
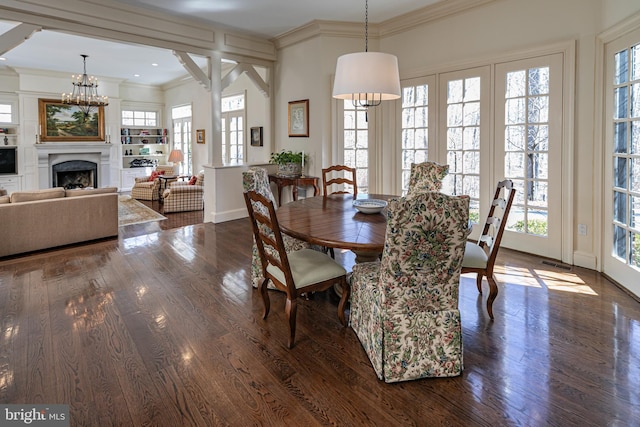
10 187 66 203
188 175 197 185
0 195 10 204
66 187 118 197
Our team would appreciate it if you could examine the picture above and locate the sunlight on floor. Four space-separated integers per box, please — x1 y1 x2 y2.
488 264 598 296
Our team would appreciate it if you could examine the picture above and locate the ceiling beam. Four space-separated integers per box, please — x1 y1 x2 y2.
0 23 41 56
173 50 211 91
221 63 269 97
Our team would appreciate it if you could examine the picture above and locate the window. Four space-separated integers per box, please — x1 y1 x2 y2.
122 110 158 127
172 105 192 176
343 100 369 193
604 27 640 295
221 94 245 165
503 67 551 236
0 104 11 123
441 75 483 224
401 83 430 195
611 42 640 268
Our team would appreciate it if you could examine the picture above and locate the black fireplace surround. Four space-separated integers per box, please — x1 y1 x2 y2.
52 160 98 189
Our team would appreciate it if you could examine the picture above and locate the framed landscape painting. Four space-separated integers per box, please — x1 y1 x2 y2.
38 99 105 142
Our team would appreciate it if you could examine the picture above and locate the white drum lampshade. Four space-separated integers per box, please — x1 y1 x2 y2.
332 51 401 106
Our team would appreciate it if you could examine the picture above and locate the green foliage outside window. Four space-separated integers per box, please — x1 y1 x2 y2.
511 219 548 236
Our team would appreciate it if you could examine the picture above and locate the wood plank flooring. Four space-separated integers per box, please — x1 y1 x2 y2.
1 208 640 426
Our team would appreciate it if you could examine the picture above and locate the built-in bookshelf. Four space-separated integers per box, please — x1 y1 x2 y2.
120 127 168 169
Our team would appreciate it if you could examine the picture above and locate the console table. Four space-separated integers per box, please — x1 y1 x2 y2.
268 174 320 206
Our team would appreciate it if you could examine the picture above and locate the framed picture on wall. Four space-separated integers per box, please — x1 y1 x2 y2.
288 99 309 137
250 126 263 146
38 98 105 142
196 129 205 144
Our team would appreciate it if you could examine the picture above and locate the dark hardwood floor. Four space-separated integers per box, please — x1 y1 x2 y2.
1 206 639 426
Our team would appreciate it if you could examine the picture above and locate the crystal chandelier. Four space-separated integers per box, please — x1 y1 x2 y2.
332 0 400 110
61 54 109 118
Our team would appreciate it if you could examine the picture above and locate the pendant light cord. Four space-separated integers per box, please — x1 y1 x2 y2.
365 0 369 52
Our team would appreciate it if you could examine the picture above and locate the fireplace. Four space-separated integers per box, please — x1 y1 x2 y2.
35 143 113 189
52 160 98 189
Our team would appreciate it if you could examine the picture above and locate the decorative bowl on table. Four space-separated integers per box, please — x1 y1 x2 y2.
353 199 388 214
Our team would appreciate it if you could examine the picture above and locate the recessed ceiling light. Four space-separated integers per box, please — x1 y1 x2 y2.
0 57 6 61
134 74 140 77
152 63 158 67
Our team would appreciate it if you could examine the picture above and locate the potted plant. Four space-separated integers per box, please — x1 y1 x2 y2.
270 150 307 177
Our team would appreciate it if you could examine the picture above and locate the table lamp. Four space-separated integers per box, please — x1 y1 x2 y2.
168 149 184 174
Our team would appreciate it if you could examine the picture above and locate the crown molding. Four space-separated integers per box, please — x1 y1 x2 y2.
274 20 380 50
274 0 500 49
380 0 501 37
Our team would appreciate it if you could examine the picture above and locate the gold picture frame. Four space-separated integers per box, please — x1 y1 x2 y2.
38 98 105 142
288 99 309 137
196 129 205 144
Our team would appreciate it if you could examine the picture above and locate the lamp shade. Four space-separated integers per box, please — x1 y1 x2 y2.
168 149 184 163
332 51 401 102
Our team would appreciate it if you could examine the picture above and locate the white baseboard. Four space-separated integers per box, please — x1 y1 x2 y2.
573 251 598 270
206 208 247 224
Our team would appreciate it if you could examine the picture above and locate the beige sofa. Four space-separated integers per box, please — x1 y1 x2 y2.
0 187 119 258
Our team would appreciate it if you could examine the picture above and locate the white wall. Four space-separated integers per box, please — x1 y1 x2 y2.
601 0 640 29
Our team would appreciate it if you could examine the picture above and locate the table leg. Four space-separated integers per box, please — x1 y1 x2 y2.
292 185 299 201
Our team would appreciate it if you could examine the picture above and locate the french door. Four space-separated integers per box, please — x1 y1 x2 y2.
494 54 564 259
438 66 492 238
429 58 563 258
603 30 640 295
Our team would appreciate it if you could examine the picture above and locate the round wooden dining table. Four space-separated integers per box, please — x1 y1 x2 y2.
276 193 397 263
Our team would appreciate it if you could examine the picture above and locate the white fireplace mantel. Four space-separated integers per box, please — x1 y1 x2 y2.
34 143 113 189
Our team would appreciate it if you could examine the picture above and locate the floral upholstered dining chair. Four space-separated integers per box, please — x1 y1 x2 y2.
242 167 309 289
406 161 449 196
350 192 470 382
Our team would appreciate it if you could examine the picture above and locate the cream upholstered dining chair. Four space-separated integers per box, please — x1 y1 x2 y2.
322 164 357 197
406 161 449 196
350 192 470 382
130 165 176 201
242 167 310 289
244 190 349 348
462 179 515 319
162 171 204 213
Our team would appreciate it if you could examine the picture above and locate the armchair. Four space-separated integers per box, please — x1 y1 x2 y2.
162 171 204 213
130 165 176 201
350 192 470 382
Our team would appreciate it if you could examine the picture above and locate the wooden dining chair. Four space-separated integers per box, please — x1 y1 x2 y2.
461 179 516 319
242 167 309 289
322 165 357 197
244 190 350 348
